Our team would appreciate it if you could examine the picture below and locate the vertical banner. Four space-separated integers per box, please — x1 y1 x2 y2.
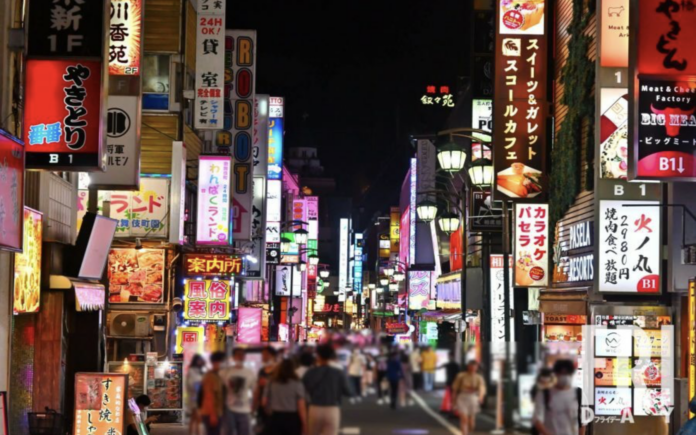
275 265 301 296
74 374 127 435
408 271 432 310
268 107 284 180
246 176 266 278
169 142 187 245
0 131 24 252
237 307 262 344
194 0 225 129
513 203 549 287
253 95 269 176
197 156 232 245
227 30 257 241
690 279 696 417
265 179 282 243
409 158 417 265
353 234 363 294
490 254 514 347
90 96 141 189
109 0 142 75
339 218 349 291
306 196 319 240
493 0 548 200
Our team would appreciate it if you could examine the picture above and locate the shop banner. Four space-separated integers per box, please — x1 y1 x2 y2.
690 279 696 416
353 235 363 294
197 155 232 245
513 204 549 287
598 200 660 293
237 307 262 343
74 374 127 435
90 96 141 189
472 99 493 141
107 249 164 303
409 158 417 264
307 196 319 240
490 254 514 347
176 326 205 354
594 387 632 416
339 218 349 291
265 179 282 242
183 279 231 321
77 177 170 238
109 0 142 75
169 142 187 245
600 0 628 68
494 0 548 200
408 271 433 310
253 95 269 176
268 110 284 180
599 89 629 180
13 208 42 315
275 265 302 297
183 253 242 277
266 242 280 265
269 96 284 118
25 59 105 170
0 130 24 252
390 207 400 253
27 0 107 57
194 0 225 130
246 176 266 278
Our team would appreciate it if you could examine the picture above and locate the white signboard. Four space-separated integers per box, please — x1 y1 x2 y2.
339 218 349 291
275 264 301 296
253 95 269 176
246 176 265 277
472 99 493 141
197 156 232 245
265 179 282 242
269 96 284 118
598 200 660 293
513 204 549 287
169 141 186 245
307 196 319 240
193 4 225 130
595 328 633 357
90 96 140 189
594 387 632 416
490 254 514 350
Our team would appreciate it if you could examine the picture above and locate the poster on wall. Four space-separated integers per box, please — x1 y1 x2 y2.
109 0 142 75
74 374 127 435
598 200 660 293
183 279 231 321
0 130 24 252
513 204 549 287
24 59 105 170
197 155 232 245
107 249 165 303
13 208 42 315
633 79 696 180
275 265 302 297
494 1 548 200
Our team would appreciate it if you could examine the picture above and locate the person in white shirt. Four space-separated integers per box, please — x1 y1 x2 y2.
533 360 586 435
347 349 366 402
220 348 257 435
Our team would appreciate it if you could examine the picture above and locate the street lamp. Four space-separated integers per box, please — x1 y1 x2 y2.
383 266 395 277
379 276 389 286
393 271 405 282
298 261 307 272
280 236 292 254
388 283 398 292
415 199 438 223
319 269 329 279
368 283 376 290
468 158 494 187
437 211 461 235
437 141 467 173
308 254 320 266
293 228 309 245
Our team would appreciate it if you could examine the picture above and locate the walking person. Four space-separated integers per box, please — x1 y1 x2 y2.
347 348 366 402
532 360 585 435
303 344 355 435
199 352 227 435
375 347 389 405
186 354 206 435
254 346 279 435
296 351 315 380
263 358 307 435
451 360 486 435
409 346 423 391
386 351 404 410
440 350 461 415
530 368 555 435
399 351 413 406
220 348 256 435
421 346 437 392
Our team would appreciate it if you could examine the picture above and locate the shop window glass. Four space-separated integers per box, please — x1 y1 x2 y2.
143 54 170 110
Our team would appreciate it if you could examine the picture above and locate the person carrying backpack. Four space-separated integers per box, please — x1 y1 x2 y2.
532 360 585 435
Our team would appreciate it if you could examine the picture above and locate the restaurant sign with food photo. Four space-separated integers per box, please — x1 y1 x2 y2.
513 203 549 287
107 249 164 303
13 207 42 315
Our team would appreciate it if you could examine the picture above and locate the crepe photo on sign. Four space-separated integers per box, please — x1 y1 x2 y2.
497 163 542 199
107 248 164 303
499 0 545 35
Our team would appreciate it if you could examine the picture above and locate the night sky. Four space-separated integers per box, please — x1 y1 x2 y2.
228 1 471 219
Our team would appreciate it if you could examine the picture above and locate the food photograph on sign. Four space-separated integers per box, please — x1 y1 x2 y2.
13 208 42 315
594 358 632 387
514 204 549 287
499 0 545 35
107 249 164 303
600 89 629 179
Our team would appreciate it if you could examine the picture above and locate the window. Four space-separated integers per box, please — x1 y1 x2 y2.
142 54 171 111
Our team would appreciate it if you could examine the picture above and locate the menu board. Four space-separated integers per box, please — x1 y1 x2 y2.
74 374 128 435
13 208 42 314
146 362 183 409
107 249 165 303
108 362 145 400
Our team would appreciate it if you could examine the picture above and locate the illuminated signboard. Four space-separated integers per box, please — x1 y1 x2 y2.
339 218 349 291
183 254 242 277
109 0 142 75
13 208 42 315
553 217 594 286
107 249 165 303
494 0 548 200
513 204 549 287
598 200 660 293
265 179 282 242
599 89 629 179
268 117 284 180
409 158 417 265
194 0 225 130
470 190 502 232
408 271 432 310
472 99 493 141
175 326 205 354
691 279 696 417
77 177 170 237
307 196 319 239
420 85 455 107
74 374 127 435
184 279 231 321
490 254 514 344
390 207 400 253
275 265 302 297
197 155 232 245
600 0 629 68
0 130 24 252
24 59 105 170
353 234 363 294
237 307 262 344
269 96 284 118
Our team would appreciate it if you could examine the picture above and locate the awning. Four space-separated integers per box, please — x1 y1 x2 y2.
420 310 462 321
538 290 587 315
50 275 105 312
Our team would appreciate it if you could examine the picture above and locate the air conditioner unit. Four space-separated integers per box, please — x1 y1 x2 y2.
109 312 152 338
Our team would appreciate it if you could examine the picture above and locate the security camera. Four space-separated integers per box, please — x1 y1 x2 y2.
172 297 183 312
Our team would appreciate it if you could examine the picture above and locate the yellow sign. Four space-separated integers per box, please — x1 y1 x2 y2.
13 208 42 315
175 326 205 354
183 279 231 321
390 207 400 253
